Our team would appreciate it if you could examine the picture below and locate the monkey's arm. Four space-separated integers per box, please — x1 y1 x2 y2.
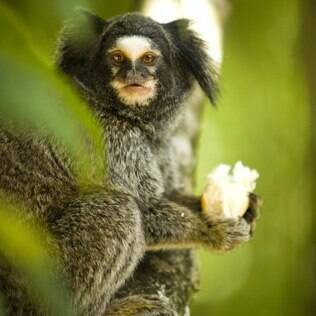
165 191 202 212
142 194 259 251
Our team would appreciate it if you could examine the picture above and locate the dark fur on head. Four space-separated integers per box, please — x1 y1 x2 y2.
56 10 218 125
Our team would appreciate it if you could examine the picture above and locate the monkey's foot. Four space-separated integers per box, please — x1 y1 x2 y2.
106 295 177 316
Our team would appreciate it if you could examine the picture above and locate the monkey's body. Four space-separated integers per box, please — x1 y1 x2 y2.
0 12 259 316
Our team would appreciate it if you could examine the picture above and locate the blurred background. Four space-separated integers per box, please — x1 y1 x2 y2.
0 0 314 315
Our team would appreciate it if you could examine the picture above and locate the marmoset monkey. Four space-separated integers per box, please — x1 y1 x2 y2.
0 11 260 316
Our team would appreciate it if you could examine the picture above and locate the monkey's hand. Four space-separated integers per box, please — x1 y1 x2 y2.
204 192 262 251
143 190 261 252
141 162 261 252
200 162 261 250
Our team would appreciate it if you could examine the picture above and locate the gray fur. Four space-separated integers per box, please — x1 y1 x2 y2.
0 11 260 316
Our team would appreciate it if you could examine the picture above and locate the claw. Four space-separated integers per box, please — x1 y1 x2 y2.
243 193 263 224
249 192 263 208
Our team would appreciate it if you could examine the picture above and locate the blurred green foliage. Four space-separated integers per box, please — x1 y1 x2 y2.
0 0 313 315
193 0 313 315
0 2 107 186
1 0 136 56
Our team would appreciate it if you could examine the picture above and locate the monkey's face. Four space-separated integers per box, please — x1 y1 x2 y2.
106 36 161 107
57 12 217 114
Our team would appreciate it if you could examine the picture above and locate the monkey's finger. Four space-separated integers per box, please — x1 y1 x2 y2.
249 192 263 208
243 193 263 224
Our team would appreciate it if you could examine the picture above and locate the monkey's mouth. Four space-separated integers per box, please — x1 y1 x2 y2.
111 79 156 105
122 83 151 95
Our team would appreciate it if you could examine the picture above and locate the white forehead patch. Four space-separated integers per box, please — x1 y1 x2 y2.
112 36 159 61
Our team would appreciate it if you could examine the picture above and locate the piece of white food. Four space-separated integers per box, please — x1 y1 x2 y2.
201 161 259 220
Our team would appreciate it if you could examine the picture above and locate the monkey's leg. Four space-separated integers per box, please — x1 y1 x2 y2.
48 189 145 316
105 295 176 316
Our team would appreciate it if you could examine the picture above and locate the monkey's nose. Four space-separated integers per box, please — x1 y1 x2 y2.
125 71 146 85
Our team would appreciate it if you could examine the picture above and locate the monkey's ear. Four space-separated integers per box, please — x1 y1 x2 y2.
56 9 108 76
78 9 107 34
163 19 218 105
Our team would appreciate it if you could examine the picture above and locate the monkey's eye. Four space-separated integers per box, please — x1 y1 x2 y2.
110 51 125 66
142 52 157 65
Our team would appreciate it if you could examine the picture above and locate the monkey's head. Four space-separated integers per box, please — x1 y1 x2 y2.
57 10 217 119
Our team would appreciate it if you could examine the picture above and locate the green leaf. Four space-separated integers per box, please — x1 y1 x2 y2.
0 3 106 186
